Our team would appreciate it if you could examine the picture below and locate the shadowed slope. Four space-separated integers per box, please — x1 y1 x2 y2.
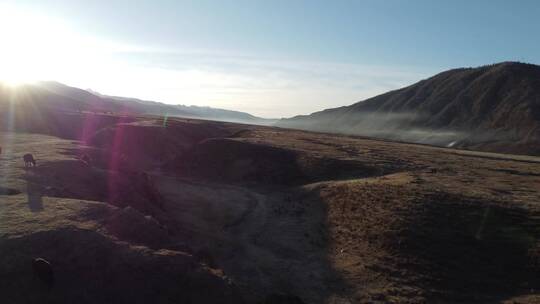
279 62 540 155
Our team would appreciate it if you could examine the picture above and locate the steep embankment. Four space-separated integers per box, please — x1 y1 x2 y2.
278 62 540 155
172 138 386 185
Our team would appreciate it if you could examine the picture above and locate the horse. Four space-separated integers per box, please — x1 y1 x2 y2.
32 258 54 289
23 153 36 167
80 154 91 165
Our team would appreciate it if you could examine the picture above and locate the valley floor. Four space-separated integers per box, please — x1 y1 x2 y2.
0 117 539 303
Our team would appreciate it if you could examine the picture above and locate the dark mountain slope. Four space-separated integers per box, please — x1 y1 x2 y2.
0 81 272 125
278 62 540 155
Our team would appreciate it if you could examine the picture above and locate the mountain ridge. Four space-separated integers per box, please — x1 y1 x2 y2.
278 61 540 155
0 81 274 125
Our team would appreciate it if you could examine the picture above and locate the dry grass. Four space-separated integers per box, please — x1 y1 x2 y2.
1 116 539 303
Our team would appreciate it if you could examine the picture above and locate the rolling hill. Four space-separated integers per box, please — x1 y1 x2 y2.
278 62 540 155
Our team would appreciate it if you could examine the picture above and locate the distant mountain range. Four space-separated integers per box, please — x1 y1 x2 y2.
278 62 540 155
2 62 540 155
0 81 274 125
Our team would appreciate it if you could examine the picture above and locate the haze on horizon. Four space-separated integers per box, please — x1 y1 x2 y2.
0 0 539 118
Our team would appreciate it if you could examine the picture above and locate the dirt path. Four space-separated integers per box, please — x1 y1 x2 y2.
153 173 342 302
154 175 270 243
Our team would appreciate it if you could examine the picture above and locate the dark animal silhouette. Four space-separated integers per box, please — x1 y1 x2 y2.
80 154 91 165
32 258 54 289
263 294 305 304
23 153 36 167
139 172 164 210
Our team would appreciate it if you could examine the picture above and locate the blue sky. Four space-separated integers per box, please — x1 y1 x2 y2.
0 0 539 117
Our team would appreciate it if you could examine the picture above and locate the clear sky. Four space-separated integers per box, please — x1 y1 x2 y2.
0 0 539 118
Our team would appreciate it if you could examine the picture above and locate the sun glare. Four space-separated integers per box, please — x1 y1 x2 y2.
0 63 36 87
0 77 33 88
0 4 150 94
0 7 57 84
0 5 105 88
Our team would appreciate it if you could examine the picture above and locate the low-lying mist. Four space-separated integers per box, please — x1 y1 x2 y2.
278 111 471 147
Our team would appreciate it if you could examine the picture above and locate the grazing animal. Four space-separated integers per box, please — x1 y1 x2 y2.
139 172 164 210
23 153 36 167
80 154 91 165
264 294 305 304
32 258 54 289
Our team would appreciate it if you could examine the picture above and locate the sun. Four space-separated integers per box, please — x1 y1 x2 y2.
0 4 123 91
0 8 43 87
1 80 29 88
0 61 37 87
0 74 36 88
0 5 76 88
